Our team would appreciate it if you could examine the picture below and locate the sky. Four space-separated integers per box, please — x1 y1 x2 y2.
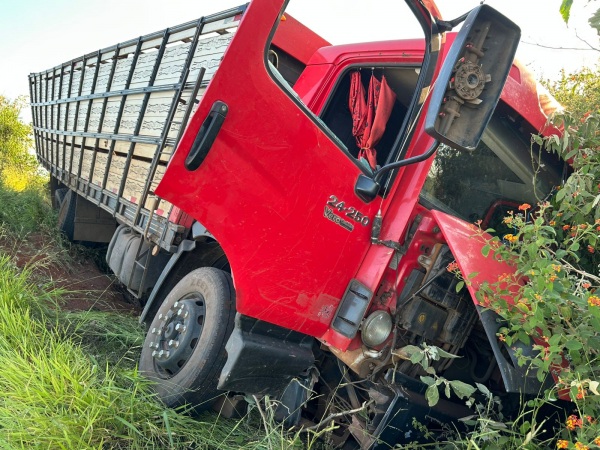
1 0 599 116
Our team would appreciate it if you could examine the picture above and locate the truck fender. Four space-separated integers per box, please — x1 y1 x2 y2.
429 210 549 394
139 240 196 324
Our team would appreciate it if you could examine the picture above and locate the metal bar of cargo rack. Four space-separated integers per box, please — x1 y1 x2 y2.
77 51 103 184
49 67 56 179
61 62 75 183
69 59 88 185
87 46 122 195
31 126 177 147
101 37 144 200
131 15 208 234
55 66 65 179
43 73 50 169
29 83 196 107
114 29 171 218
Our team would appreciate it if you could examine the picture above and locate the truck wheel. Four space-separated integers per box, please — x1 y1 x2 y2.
139 267 235 409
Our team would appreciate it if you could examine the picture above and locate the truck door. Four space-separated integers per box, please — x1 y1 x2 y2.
156 0 427 338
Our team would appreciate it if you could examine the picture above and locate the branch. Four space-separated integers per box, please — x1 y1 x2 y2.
546 248 600 283
520 40 598 51
575 30 600 52
302 401 373 432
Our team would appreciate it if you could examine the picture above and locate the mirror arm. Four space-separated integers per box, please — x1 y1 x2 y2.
435 11 470 33
373 142 438 184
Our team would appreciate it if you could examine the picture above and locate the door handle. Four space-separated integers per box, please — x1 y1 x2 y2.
185 101 228 171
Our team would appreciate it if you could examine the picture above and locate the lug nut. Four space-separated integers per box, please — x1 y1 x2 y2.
174 340 180 348
158 313 163 320
149 341 155 349
158 350 164 358
168 339 174 347
183 311 189 319
151 327 157 334
165 351 170 358
177 308 183 316
174 301 179 308
175 323 181 331
152 350 157 357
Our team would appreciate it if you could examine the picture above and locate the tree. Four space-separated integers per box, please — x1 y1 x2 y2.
0 96 34 170
542 66 600 117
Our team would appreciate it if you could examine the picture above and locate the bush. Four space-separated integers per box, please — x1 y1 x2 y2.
474 111 600 449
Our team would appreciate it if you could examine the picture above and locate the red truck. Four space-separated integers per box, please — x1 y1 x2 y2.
29 0 565 447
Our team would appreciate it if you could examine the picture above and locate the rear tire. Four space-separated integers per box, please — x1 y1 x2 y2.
139 267 235 409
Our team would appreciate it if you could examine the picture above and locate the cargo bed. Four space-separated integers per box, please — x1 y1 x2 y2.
29 6 245 251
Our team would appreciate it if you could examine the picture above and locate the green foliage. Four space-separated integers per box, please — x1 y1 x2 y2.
474 111 600 449
560 0 574 24
559 0 600 35
543 67 600 118
0 96 35 171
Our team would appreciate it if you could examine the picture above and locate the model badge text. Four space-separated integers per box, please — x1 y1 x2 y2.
324 195 370 232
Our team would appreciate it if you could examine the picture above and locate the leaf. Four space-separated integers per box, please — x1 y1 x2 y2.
564 339 583 350
548 334 561 346
476 382 492 399
425 384 440 406
393 345 421 361
420 375 435 386
455 280 465 293
436 348 461 359
482 244 491 257
450 380 477 399
589 7 600 35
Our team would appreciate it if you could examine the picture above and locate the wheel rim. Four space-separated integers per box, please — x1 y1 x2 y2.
147 293 206 377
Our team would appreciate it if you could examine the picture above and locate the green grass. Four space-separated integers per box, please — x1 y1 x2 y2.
0 174 310 449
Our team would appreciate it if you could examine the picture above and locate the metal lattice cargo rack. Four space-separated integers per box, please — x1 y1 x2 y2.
29 5 245 251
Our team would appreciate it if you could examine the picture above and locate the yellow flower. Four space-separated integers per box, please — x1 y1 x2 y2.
504 234 518 243
574 442 588 450
588 295 600 307
557 440 569 449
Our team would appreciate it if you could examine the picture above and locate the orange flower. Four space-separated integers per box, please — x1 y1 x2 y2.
557 440 569 449
588 245 595 254
519 203 532 211
549 275 558 282
583 282 592 289
504 234 518 243
563 225 571 231
447 262 459 273
503 216 513 224
574 442 588 450
566 415 583 431
577 388 586 400
594 437 600 446
498 333 506 342
588 295 600 307
550 220 556 226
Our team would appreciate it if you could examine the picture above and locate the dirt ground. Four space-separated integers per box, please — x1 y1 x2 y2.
4 232 140 314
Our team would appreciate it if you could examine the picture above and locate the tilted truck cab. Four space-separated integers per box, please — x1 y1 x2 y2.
30 0 566 447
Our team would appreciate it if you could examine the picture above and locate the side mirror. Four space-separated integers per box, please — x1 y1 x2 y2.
425 5 520 151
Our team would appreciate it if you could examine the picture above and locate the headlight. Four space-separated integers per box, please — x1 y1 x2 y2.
361 310 392 348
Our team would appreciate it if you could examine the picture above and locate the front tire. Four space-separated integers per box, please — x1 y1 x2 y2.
139 267 235 409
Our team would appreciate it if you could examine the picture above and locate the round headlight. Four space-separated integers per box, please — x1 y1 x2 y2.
361 310 393 348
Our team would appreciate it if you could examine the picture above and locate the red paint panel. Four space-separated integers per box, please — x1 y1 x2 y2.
156 0 379 338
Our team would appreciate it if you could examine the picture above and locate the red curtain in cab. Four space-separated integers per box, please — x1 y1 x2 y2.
349 71 396 169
